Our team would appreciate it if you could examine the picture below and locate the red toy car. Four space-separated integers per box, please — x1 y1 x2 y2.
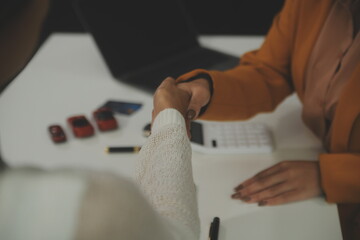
93 107 118 131
67 115 95 138
48 125 67 143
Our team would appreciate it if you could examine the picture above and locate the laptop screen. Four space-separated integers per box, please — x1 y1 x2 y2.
74 0 199 77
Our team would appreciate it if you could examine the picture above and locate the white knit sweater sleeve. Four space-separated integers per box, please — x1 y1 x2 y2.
136 109 200 240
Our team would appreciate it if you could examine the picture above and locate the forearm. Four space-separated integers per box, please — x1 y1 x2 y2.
177 64 294 121
136 109 200 239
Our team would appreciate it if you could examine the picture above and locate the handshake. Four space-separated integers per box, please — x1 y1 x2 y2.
152 77 211 137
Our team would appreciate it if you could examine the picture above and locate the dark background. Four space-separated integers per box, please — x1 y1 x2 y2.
42 0 285 41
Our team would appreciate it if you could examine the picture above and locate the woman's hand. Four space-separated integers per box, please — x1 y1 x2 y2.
231 161 323 206
153 77 195 137
176 78 211 119
153 77 210 137
153 77 191 120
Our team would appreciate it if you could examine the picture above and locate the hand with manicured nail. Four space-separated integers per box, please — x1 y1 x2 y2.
176 78 211 120
231 161 323 206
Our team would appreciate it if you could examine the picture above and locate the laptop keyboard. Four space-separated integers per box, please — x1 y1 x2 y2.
173 48 238 70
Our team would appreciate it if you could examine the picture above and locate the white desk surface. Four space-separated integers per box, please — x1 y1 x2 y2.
0 34 342 240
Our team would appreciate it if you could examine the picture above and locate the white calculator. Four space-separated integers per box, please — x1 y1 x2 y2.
190 120 274 154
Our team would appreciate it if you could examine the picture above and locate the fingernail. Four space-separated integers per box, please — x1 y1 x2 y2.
258 200 267 206
242 196 251 202
234 184 244 191
231 192 242 199
187 109 196 120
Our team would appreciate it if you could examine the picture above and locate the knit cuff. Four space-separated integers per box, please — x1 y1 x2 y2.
152 109 186 134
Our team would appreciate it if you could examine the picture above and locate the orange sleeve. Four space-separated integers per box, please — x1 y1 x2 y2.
176 0 300 121
319 153 360 203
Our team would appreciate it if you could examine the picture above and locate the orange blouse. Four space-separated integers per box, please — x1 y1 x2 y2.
303 0 360 151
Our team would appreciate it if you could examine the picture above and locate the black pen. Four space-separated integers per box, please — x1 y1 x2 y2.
105 146 141 153
209 217 220 240
208 222 213 240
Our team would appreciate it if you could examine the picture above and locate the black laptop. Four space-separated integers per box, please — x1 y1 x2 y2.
73 0 239 91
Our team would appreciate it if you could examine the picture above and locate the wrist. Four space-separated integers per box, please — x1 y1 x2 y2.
152 109 186 134
178 73 213 117
180 73 213 95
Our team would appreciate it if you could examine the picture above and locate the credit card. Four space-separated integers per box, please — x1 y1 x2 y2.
102 100 142 115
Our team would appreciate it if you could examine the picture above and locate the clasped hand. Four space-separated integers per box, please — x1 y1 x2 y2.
152 77 211 136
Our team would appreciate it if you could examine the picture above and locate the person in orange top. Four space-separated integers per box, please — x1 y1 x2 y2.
163 0 360 208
